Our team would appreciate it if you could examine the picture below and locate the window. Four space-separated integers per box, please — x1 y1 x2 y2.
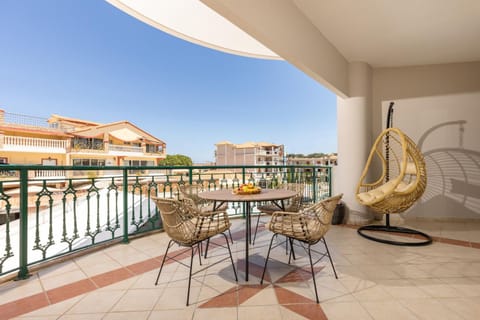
72 137 103 150
0 157 8 164
73 159 105 166
124 160 153 167
146 144 161 153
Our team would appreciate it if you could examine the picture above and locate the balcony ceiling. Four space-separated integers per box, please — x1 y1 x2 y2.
292 0 480 67
107 0 480 97
107 0 480 67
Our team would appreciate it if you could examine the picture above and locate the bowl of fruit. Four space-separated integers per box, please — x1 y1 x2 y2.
232 183 262 195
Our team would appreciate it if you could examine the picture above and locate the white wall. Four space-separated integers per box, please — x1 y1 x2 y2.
372 61 480 220
381 94 480 220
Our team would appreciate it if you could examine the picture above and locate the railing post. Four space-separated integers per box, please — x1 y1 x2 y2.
188 167 193 185
122 168 129 243
17 167 30 279
241 167 246 218
312 166 317 203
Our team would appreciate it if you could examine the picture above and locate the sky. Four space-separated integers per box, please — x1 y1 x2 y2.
0 0 337 163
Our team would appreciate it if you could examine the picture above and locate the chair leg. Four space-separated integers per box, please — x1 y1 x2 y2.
252 211 262 245
204 238 210 258
222 233 238 281
260 234 277 284
155 240 174 285
186 246 196 306
307 244 320 303
322 237 338 279
287 237 296 264
198 243 202 266
228 229 234 244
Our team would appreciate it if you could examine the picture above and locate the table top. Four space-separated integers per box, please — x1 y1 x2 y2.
198 188 297 202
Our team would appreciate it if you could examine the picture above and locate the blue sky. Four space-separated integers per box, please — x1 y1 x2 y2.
0 1 337 163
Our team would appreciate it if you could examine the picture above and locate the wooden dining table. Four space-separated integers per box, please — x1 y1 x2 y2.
198 188 297 281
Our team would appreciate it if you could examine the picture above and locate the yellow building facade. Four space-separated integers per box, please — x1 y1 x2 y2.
0 109 166 177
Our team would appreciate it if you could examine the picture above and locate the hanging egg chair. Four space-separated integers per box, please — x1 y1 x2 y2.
355 104 431 246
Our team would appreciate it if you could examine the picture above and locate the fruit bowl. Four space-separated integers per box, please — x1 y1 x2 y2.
232 183 261 195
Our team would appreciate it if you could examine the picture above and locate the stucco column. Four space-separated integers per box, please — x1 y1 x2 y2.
334 62 373 224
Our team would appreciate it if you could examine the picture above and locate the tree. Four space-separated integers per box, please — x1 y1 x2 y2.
159 154 193 166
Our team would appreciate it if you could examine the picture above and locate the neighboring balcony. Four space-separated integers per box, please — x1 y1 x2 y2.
1 135 68 153
107 143 144 155
72 143 165 157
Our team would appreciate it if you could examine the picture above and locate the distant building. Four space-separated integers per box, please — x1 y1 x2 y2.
0 109 166 178
286 154 337 166
215 141 284 175
286 154 337 177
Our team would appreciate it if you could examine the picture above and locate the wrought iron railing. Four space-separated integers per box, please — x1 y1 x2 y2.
0 164 332 279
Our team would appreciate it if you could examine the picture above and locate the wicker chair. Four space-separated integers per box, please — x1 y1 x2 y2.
178 184 226 211
356 127 431 245
179 184 233 244
260 194 343 303
152 197 237 306
252 183 304 245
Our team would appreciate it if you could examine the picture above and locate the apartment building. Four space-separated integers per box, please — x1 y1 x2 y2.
0 109 166 177
287 154 338 167
215 141 285 176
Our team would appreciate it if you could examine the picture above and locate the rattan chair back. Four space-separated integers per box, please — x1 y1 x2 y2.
267 194 343 243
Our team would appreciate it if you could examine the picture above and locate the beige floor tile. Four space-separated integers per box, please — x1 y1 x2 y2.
57 314 105 320
399 298 465 320
238 305 283 320
40 269 88 291
104 245 152 266
194 307 237 320
196 284 235 305
338 278 377 294
461 262 480 277
360 301 419 320
356 265 402 280
413 278 463 298
74 252 123 278
441 297 480 320
66 290 124 314
111 288 162 312
153 286 201 309
322 301 373 320
352 284 394 301
278 305 310 320
37 260 80 279
149 308 195 320
388 264 432 279
14 316 58 320
379 279 431 299
129 270 164 289
440 277 480 297
242 286 278 306
0 276 44 304
102 311 150 320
